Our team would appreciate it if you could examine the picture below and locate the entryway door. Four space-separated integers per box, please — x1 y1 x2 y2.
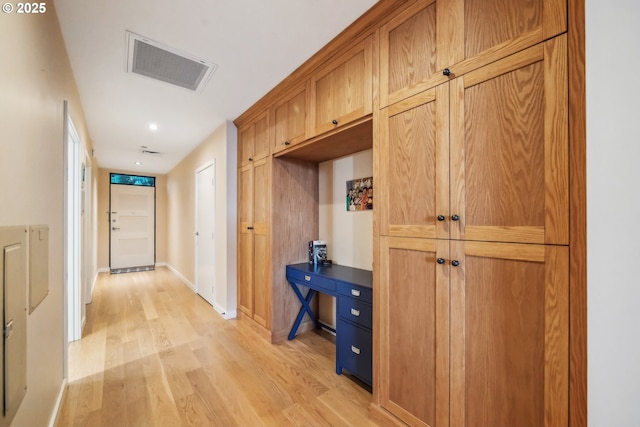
195 161 216 306
110 183 155 272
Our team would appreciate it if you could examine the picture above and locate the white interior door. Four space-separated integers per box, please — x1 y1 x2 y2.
195 162 216 306
110 183 155 271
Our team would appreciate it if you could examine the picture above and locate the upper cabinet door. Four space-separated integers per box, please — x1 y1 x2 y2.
449 35 568 245
273 85 308 154
238 111 270 167
379 0 567 107
379 0 460 108
309 36 373 137
379 83 449 239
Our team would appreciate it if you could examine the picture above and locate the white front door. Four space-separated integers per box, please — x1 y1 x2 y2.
110 183 155 271
195 162 215 306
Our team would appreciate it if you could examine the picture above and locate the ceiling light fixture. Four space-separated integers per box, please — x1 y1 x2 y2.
134 161 142 165
148 123 158 131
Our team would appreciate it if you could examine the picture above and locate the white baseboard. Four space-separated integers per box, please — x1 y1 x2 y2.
97 267 110 273
155 262 167 267
165 264 195 291
213 304 237 320
48 378 68 427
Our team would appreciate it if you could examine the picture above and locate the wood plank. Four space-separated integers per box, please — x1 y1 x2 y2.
57 267 381 427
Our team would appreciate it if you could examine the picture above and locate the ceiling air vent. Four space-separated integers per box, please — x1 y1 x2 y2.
141 149 162 156
126 31 217 92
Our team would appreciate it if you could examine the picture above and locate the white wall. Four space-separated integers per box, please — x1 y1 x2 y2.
586 1 640 425
318 149 373 327
166 121 237 318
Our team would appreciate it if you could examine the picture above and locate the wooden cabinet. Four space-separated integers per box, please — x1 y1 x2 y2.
376 35 569 427
238 157 271 328
380 36 568 246
309 36 373 137
238 111 270 167
379 0 567 107
273 85 308 154
378 237 569 427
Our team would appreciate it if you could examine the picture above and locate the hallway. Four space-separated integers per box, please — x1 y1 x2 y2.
56 268 379 427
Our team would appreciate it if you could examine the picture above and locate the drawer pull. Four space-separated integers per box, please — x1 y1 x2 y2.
350 308 360 317
351 289 360 297
351 346 361 355
304 275 311 281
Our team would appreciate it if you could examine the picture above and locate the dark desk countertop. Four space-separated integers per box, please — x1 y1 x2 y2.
286 263 373 289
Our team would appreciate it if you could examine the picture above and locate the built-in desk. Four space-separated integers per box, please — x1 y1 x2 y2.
286 263 373 386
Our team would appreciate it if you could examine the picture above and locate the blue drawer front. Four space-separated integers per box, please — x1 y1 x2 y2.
337 320 372 385
286 267 337 294
337 281 372 303
338 297 372 330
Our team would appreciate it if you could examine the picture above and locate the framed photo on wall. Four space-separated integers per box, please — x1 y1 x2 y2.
346 176 373 211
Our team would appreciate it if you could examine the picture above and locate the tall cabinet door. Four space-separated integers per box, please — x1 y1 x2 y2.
379 83 449 239
273 85 308 154
238 164 254 316
379 237 449 427
252 157 270 328
450 35 568 245
449 240 569 427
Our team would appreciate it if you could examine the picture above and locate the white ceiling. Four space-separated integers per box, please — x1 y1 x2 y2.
53 0 378 174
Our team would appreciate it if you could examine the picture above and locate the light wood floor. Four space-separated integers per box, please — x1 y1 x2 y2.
56 267 381 427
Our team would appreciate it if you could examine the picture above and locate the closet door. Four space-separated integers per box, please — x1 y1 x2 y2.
379 83 449 239
238 164 254 316
379 237 449 427
449 240 569 427
450 35 568 245
252 157 270 328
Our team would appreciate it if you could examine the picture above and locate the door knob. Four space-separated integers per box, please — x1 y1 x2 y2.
451 260 460 267
194 231 199 236
332 119 338 125
451 214 460 221
437 258 445 264
437 215 445 221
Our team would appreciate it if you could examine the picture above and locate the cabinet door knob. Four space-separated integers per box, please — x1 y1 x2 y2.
451 214 460 221
437 258 445 264
284 141 290 146
443 68 452 76
332 119 338 125
437 215 445 221
248 157 253 161
451 260 460 267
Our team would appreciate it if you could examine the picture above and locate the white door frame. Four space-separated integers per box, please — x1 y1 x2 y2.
195 160 216 306
63 101 82 355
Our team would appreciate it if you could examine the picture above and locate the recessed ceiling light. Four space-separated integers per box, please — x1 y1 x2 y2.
134 161 142 165
148 123 158 131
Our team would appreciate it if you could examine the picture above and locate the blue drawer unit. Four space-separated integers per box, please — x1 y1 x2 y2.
336 281 373 386
286 263 373 387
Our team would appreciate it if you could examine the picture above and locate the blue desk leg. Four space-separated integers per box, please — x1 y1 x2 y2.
288 283 319 340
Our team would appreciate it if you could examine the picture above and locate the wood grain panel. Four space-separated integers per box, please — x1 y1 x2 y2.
270 157 319 342
449 241 569 427
253 158 271 328
379 236 449 427
382 0 437 105
311 36 373 136
254 111 270 160
274 85 308 153
238 123 255 167
464 0 543 59
567 0 587 423
238 165 253 316
381 84 448 239
451 41 568 245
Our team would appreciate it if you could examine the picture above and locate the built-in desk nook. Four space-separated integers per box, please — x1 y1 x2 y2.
286 263 373 387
